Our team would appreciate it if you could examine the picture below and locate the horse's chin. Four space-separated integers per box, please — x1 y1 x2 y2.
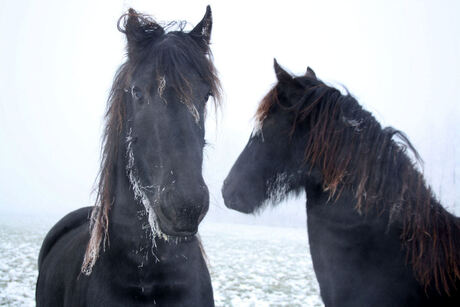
159 222 198 238
223 196 259 214
152 206 198 239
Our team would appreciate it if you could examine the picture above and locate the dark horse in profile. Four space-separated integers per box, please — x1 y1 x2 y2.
36 7 220 306
222 60 460 306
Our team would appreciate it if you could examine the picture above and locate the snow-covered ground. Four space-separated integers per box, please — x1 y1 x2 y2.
201 223 323 306
0 215 49 307
0 215 323 306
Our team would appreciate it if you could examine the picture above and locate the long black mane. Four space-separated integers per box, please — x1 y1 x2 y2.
82 9 221 274
256 76 460 294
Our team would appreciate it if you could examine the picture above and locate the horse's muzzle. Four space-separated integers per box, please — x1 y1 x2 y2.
155 183 209 237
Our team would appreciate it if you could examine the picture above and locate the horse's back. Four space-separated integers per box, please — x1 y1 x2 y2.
38 206 92 270
36 207 92 307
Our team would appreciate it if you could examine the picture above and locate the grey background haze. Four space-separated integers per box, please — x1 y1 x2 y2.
0 0 458 227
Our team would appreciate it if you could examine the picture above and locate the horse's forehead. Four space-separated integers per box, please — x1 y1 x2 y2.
132 60 199 84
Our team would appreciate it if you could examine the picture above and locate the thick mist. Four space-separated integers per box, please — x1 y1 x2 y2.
0 0 458 226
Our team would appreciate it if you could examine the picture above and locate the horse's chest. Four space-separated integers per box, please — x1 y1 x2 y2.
306 204 422 306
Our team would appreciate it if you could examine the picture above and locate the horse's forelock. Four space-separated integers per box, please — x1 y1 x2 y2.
151 33 221 108
254 86 278 127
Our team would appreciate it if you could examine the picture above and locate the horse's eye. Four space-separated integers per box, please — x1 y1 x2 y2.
131 86 143 102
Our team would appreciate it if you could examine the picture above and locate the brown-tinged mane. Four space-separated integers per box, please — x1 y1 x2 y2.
256 78 460 294
81 10 221 275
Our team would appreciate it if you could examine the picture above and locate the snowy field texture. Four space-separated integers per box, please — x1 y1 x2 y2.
201 223 323 307
0 214 323 307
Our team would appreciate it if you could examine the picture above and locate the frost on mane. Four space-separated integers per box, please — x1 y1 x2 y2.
126 128 170 245
252 119 264 139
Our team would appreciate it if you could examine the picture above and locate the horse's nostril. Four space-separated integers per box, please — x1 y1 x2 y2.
222 181 232 201
222 178 229 189
158 188 177 221
157 182 209 232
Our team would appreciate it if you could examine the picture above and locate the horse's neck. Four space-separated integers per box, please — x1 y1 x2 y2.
304 180 389 230
104 156 205 292
306 182 355 221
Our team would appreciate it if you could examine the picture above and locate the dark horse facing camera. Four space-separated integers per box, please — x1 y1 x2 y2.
122 9 216 238
36 6 220 307
222 60 460 306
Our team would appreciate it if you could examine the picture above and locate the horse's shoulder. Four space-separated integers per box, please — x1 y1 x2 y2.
38 206 92 270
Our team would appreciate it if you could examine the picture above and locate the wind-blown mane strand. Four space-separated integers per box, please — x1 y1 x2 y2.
256 79 460 294
82 62 129 275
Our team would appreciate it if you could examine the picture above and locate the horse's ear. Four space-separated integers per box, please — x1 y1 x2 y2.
120 8 164 57
305 66 317 79
190 5 212 50
124 8 142 33
274 59 292 82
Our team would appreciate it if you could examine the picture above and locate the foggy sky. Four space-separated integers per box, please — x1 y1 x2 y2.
0 0 458 226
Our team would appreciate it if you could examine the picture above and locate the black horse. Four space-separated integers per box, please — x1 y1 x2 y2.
36 7 220 306
222 60 460 306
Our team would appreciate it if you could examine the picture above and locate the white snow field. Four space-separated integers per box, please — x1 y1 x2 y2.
0 215 323 307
